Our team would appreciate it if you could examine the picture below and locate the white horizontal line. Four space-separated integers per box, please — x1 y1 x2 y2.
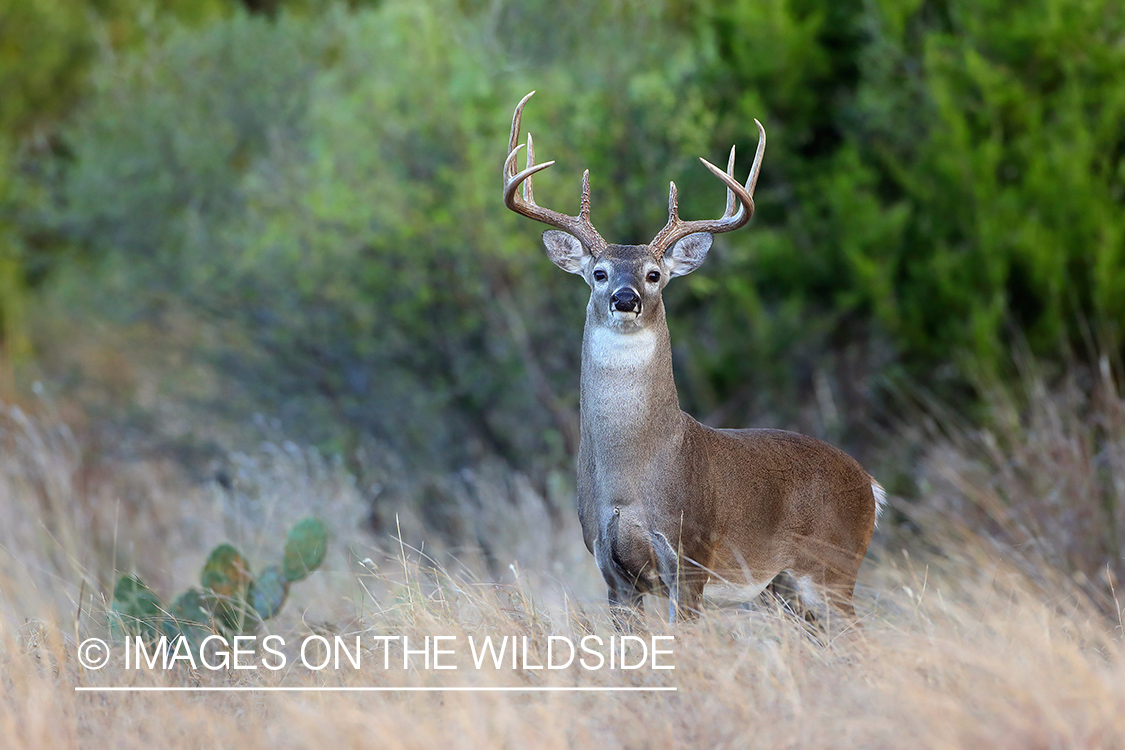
75 686 677 693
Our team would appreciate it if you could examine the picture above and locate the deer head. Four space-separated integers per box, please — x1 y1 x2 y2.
502 91 766 333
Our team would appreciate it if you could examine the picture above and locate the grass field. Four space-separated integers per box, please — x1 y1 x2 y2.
3 370 1125 749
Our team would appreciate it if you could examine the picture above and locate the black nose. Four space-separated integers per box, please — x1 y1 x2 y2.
611 288 639 313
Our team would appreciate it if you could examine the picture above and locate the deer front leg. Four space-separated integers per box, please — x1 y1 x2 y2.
594 527 646 631
608 584 645 632
651 530 703 622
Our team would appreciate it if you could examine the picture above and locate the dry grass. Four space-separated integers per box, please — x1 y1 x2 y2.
3 396 1125 749
917 352 1125 611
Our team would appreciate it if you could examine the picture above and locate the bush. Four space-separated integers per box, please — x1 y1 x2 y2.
27 0 1125 480
43 1 722 476
684 0 1125 393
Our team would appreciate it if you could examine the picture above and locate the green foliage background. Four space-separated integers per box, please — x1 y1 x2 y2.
2 0 1123 478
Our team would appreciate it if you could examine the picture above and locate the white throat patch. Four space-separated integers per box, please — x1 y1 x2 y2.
587 327 657 371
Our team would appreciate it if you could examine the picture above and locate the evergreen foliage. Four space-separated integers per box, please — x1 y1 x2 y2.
2 0 1121 471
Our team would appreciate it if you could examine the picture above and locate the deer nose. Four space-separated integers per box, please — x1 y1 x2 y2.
611 288 639 313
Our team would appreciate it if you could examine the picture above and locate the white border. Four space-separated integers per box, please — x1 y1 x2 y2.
75 686 677 693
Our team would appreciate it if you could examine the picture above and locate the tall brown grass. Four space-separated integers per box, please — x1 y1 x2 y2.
3 367 1125 749
917 353 1125 612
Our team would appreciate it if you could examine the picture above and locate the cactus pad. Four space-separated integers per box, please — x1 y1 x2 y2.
110 574 165 638
201 543 252 597
162 588 213 651
169 588 210 625
283 518 327 582
201 544 253 631
249 565 289 619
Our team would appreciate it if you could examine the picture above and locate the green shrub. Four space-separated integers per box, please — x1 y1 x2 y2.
27 0 1125 479
684 0 1125 394
43 1 719 474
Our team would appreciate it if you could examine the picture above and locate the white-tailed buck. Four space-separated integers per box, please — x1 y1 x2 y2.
503 92 885 624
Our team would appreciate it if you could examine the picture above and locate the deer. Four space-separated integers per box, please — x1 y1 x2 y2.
502 91 886 626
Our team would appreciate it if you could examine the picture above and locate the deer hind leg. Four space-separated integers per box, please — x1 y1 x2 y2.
764 570 827 622
778 531 865 625
766 569 856 626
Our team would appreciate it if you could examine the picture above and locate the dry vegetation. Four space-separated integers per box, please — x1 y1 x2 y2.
3 362 1125 749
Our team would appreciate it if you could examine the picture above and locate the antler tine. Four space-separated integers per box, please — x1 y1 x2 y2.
724 145 737 218
508 90 535 167
746 118 766 196
580 170 592 222
648 121 767 258
525 132 535 204
502 91 607 255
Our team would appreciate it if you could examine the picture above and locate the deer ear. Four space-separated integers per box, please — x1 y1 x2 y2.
542 230 589 275
665 233 714 277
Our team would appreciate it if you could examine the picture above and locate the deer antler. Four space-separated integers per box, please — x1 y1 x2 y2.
647 120 766 259
503 91 607 256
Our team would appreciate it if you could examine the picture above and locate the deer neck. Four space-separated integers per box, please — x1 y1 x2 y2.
579 311 683 464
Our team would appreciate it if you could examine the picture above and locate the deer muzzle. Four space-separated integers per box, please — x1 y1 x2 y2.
611 287 640 314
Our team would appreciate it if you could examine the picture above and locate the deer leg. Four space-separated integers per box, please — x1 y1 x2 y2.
793 574 833 623
817 568 858 621
608 584 645 632
782 535 864 626
765 571 804 617
796 551 863 621
764 570 833 624
595 531 646 631
768 568 859 637
650 530 703 623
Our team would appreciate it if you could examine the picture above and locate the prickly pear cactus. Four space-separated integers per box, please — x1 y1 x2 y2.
249 566 290 620
283 518 327 582
110 574 165 639
169 587 210 624
162 587 213 652
201 544 252 596
108 518 328 643
201 544 253 631
249 564 289 619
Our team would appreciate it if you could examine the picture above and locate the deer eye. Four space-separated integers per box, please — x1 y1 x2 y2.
593 269 607 282
646 271 661 283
